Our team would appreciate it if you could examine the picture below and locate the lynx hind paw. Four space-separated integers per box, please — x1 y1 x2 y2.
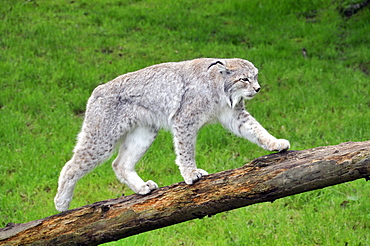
270 139 290 152
146 180 158 190
183 169 209 185
137 180 158 195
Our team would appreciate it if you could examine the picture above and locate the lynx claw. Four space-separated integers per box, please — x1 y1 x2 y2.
146 180 158 190
183 169 208 185
268 139 290 152
137 180 158 195
54 196 71 212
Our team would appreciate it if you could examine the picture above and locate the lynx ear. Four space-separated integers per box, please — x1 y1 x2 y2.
208 61 230 74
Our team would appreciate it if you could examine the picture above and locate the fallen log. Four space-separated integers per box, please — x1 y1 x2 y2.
1 141 369 246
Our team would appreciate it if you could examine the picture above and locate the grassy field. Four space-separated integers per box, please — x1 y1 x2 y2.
1 0 369 245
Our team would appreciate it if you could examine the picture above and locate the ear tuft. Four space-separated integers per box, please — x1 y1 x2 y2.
208 61 224 69
208 61 229 74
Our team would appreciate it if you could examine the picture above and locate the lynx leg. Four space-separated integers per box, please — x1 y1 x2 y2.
112 126 158 195
172 124 208 185
54 131 118 212
219 105 290 152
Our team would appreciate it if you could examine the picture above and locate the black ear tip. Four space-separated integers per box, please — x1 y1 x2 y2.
208 61 224 70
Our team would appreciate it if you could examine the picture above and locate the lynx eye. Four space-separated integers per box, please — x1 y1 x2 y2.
241 78 250 82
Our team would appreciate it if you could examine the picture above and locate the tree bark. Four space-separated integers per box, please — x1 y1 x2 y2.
1 141 369 246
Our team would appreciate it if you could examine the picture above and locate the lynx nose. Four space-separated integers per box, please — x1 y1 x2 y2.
254 87 261 92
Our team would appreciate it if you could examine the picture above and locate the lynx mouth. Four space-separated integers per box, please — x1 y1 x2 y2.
244 94 256 100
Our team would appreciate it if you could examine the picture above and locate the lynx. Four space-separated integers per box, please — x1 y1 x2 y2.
54 58 290 212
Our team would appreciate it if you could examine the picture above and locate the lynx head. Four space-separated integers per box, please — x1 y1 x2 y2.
208 59 260 108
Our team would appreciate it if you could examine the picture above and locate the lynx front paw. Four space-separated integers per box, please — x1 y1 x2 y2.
137 180 158 195
54 196 71 212
182 169 208 185
266 139 290 152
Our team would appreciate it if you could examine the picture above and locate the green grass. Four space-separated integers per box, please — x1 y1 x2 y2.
1 0 369 245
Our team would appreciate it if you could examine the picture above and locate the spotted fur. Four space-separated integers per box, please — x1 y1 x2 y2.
54 58 290 212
